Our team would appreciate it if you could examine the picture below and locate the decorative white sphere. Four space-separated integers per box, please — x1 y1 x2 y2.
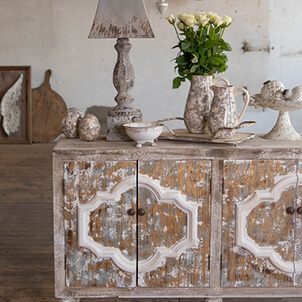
79 114 101 142
61 107 84 139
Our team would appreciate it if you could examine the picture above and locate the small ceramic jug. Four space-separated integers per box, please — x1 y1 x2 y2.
184 75 229 134
208 85 250 139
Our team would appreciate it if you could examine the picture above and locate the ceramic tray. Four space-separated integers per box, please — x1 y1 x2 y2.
159 129 255 146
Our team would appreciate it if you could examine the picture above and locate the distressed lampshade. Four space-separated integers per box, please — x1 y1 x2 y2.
89 0 155 39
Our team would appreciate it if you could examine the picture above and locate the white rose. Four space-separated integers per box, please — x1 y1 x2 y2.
200 17 210 27
177 13 187 23
196 13 210 27
214 16 223 26
213 15 223 27
176 21 185 31
166 15 176 24
183 13 196 27
222 15 233 27
207 12 219 23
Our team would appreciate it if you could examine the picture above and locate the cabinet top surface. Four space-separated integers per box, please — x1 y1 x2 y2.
53 135 302 160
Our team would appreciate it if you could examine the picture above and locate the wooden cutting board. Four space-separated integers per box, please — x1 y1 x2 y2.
32 70 67 143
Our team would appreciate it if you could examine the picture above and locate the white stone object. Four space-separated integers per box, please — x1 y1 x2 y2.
79 114 101 142
251 81 302 140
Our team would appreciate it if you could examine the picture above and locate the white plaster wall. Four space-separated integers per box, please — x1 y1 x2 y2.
0 0 301 134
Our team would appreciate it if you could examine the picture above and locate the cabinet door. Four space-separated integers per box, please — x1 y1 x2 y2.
222 160 297 287
64 161 137 288
137 160 211 287
295 160 302 286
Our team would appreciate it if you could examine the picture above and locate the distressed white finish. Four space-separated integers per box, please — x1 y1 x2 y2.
0 74 23 135
53 137 302 300
251 83 302 140
78 174 199 274
88 0 154 38
124 122 164 148
236 174 302 273
78 176 137 273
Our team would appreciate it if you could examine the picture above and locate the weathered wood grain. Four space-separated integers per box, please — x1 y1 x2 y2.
64 161 137 288
32 69 67 143
295 160 302 286
0 143 54 302
138 160 211 287
53 136 302 162
222 160 297 287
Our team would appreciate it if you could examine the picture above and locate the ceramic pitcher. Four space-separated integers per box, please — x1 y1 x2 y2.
208 85 250 139
184 75 229 134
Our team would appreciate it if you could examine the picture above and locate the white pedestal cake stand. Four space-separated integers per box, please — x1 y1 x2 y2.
251 94 302 140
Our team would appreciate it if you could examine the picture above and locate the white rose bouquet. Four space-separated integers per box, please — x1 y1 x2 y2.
166 12 233 88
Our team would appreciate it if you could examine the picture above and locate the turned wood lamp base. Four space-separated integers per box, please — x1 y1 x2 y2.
106 38 143 142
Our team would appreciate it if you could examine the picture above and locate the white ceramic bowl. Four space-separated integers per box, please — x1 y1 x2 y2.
124 122 164 148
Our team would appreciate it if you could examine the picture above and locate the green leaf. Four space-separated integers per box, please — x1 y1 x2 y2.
176 55 187 65
191 54 199 64
198 46 206 56
199 56 207 65
173 77 181 89
187 74 193 81
181 41 191 50
219 39 232 51
225 42 232 51
203 40 217 48
220 53 228 62
190 64 199 73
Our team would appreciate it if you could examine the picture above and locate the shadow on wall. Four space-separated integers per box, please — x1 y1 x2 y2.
85 106 112 135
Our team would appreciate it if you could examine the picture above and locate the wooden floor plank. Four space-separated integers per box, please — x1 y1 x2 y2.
0 143 301 301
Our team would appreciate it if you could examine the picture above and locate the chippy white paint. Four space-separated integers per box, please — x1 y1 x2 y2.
236 174 302 274
1 0 302 135
78 174 199 274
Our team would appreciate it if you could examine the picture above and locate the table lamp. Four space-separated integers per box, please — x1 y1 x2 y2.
89 0 155 141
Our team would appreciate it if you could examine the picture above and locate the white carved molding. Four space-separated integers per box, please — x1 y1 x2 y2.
78 176 137 273
137 175 199 273
236 174 302 274
78 175 199 273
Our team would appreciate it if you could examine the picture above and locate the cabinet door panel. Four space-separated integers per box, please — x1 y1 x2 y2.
295 160 302 286
64 161 137 288
222 160 296 287
137 160 211 287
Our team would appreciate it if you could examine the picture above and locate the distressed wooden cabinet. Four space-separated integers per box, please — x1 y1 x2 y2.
53 137 302 301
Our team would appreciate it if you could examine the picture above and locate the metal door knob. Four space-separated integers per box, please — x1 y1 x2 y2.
138 208 146 216
286 207 295 215
297 207 302 215
127 209 136 216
